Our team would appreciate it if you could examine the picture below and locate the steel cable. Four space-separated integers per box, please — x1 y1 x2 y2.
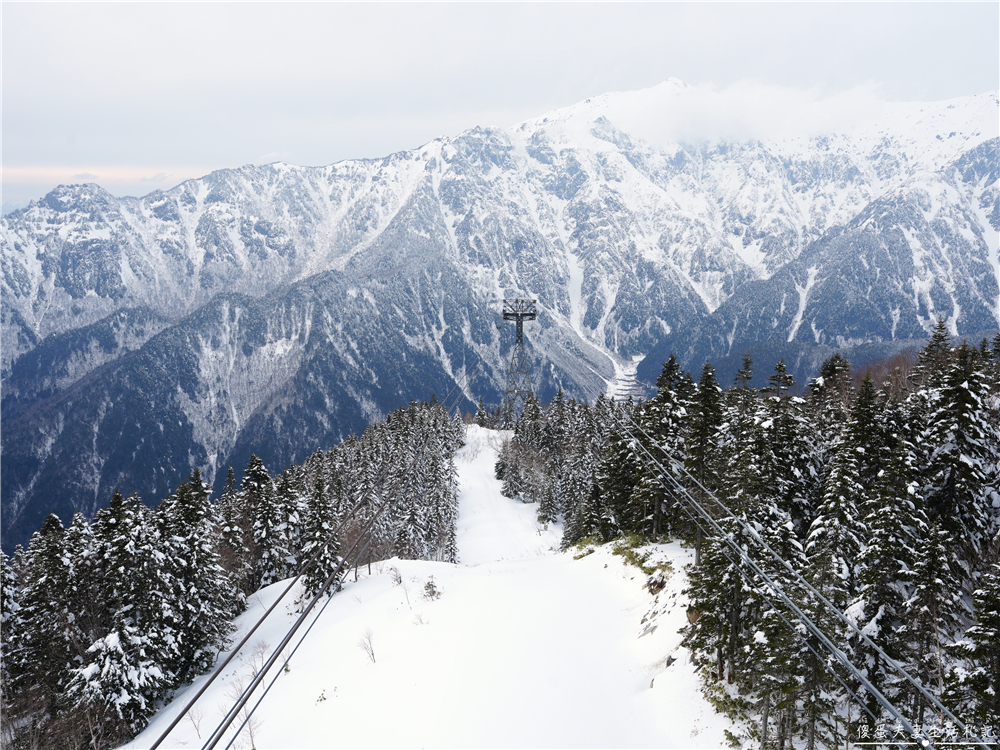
624 409 980 740
148 355 484 749
610 405 988 749
197 358 483 750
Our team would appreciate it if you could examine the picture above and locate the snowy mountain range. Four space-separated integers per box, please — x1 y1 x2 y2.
2 80 998 550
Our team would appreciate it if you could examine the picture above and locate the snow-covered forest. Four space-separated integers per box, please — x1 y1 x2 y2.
0 400 463 749
3 321 1000 749
496 320 1000 746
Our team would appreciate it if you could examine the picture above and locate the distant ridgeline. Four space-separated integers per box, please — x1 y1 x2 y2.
3 88 996 555
1 400 463 750
495 321 1000 743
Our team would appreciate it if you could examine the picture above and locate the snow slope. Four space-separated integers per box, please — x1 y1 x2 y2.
127 426 729 749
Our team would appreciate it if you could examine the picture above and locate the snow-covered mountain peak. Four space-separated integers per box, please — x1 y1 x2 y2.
2 83 996 553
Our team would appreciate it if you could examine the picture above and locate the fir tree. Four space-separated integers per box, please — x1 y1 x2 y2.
913 317 953 389
684 362 725 563
844 383 917 722
12 514 82 718
300 470 343 598
217 464 252 611
919 343 997 580
474 396 489 427
946 560 1000 723
1 549 24 737
632 356 691 538
243 454 291 589
158 469 235 685
64 511 106 645
898 520 969 727
69 492 172 742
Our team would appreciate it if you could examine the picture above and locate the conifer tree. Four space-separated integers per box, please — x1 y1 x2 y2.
243 454 291 589
808 352 854 436
64 511 106 645
1 549 24 738
537 390 568 525
685 357 762 690
474 396 489 427
12 514 82 718
898 520 969 726
946 559 1000 723
300 470 343 598
217 464 252 611
761 359 822 532
596 400 641 537
919 343 997 581
158 469 234 685
852 398 920 722
684 362 724 563
913 317 953 389
69 492 172 742
632 356 691 538
276 467 306 571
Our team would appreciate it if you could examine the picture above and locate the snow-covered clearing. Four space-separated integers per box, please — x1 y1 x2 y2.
128 425 727 749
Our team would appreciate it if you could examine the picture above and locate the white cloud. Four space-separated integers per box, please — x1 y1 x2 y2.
603 80 890 147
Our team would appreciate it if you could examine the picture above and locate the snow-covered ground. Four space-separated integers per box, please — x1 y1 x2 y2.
128 426 729 749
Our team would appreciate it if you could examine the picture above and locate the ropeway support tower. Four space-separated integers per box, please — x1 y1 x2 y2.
500 298 537 428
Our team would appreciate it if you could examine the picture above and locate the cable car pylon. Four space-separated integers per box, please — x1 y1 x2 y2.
499 298 536 428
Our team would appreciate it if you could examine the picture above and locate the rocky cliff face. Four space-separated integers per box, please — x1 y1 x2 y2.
2 81 997 549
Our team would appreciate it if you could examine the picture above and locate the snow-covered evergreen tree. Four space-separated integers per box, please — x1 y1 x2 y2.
631 356 692 538
68 492 172 743
848 382 917 721
300 468 344 598
158 469 235 685
946 558 1000 723
12 514 83 718
217 464 253 612
918 343 997 584
243 454 291 589
898 520 969 727
683 362 724 563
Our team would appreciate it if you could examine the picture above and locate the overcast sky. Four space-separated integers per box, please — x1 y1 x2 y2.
3 2 997 213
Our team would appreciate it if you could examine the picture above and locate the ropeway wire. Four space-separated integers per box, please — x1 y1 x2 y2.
637 445 891 745
609 406 991 750
219 517 381 750
627 409 988 746
184 357 483 750
205 362 481 750
148 355 485 750
609 407 930 745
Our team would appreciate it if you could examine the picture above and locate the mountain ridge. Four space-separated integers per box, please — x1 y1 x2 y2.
2 82 998 551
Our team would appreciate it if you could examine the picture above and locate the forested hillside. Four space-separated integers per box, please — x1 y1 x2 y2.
4 321 1000 748
496 322 1000 745
0 400 463 749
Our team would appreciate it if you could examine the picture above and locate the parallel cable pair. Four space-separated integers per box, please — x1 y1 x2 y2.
148 355 484 750
608 407 989 750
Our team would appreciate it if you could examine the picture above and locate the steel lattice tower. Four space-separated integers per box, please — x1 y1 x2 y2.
500 298 537 428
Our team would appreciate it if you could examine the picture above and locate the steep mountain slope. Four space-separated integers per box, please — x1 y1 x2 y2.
644 137 1000 384
126 426 729 749
2 82 997 549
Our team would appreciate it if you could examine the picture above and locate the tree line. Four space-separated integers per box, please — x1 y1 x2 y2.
494 321 1000 748
1 399 463 749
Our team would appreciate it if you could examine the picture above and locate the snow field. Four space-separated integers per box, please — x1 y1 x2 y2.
130 425 728 749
